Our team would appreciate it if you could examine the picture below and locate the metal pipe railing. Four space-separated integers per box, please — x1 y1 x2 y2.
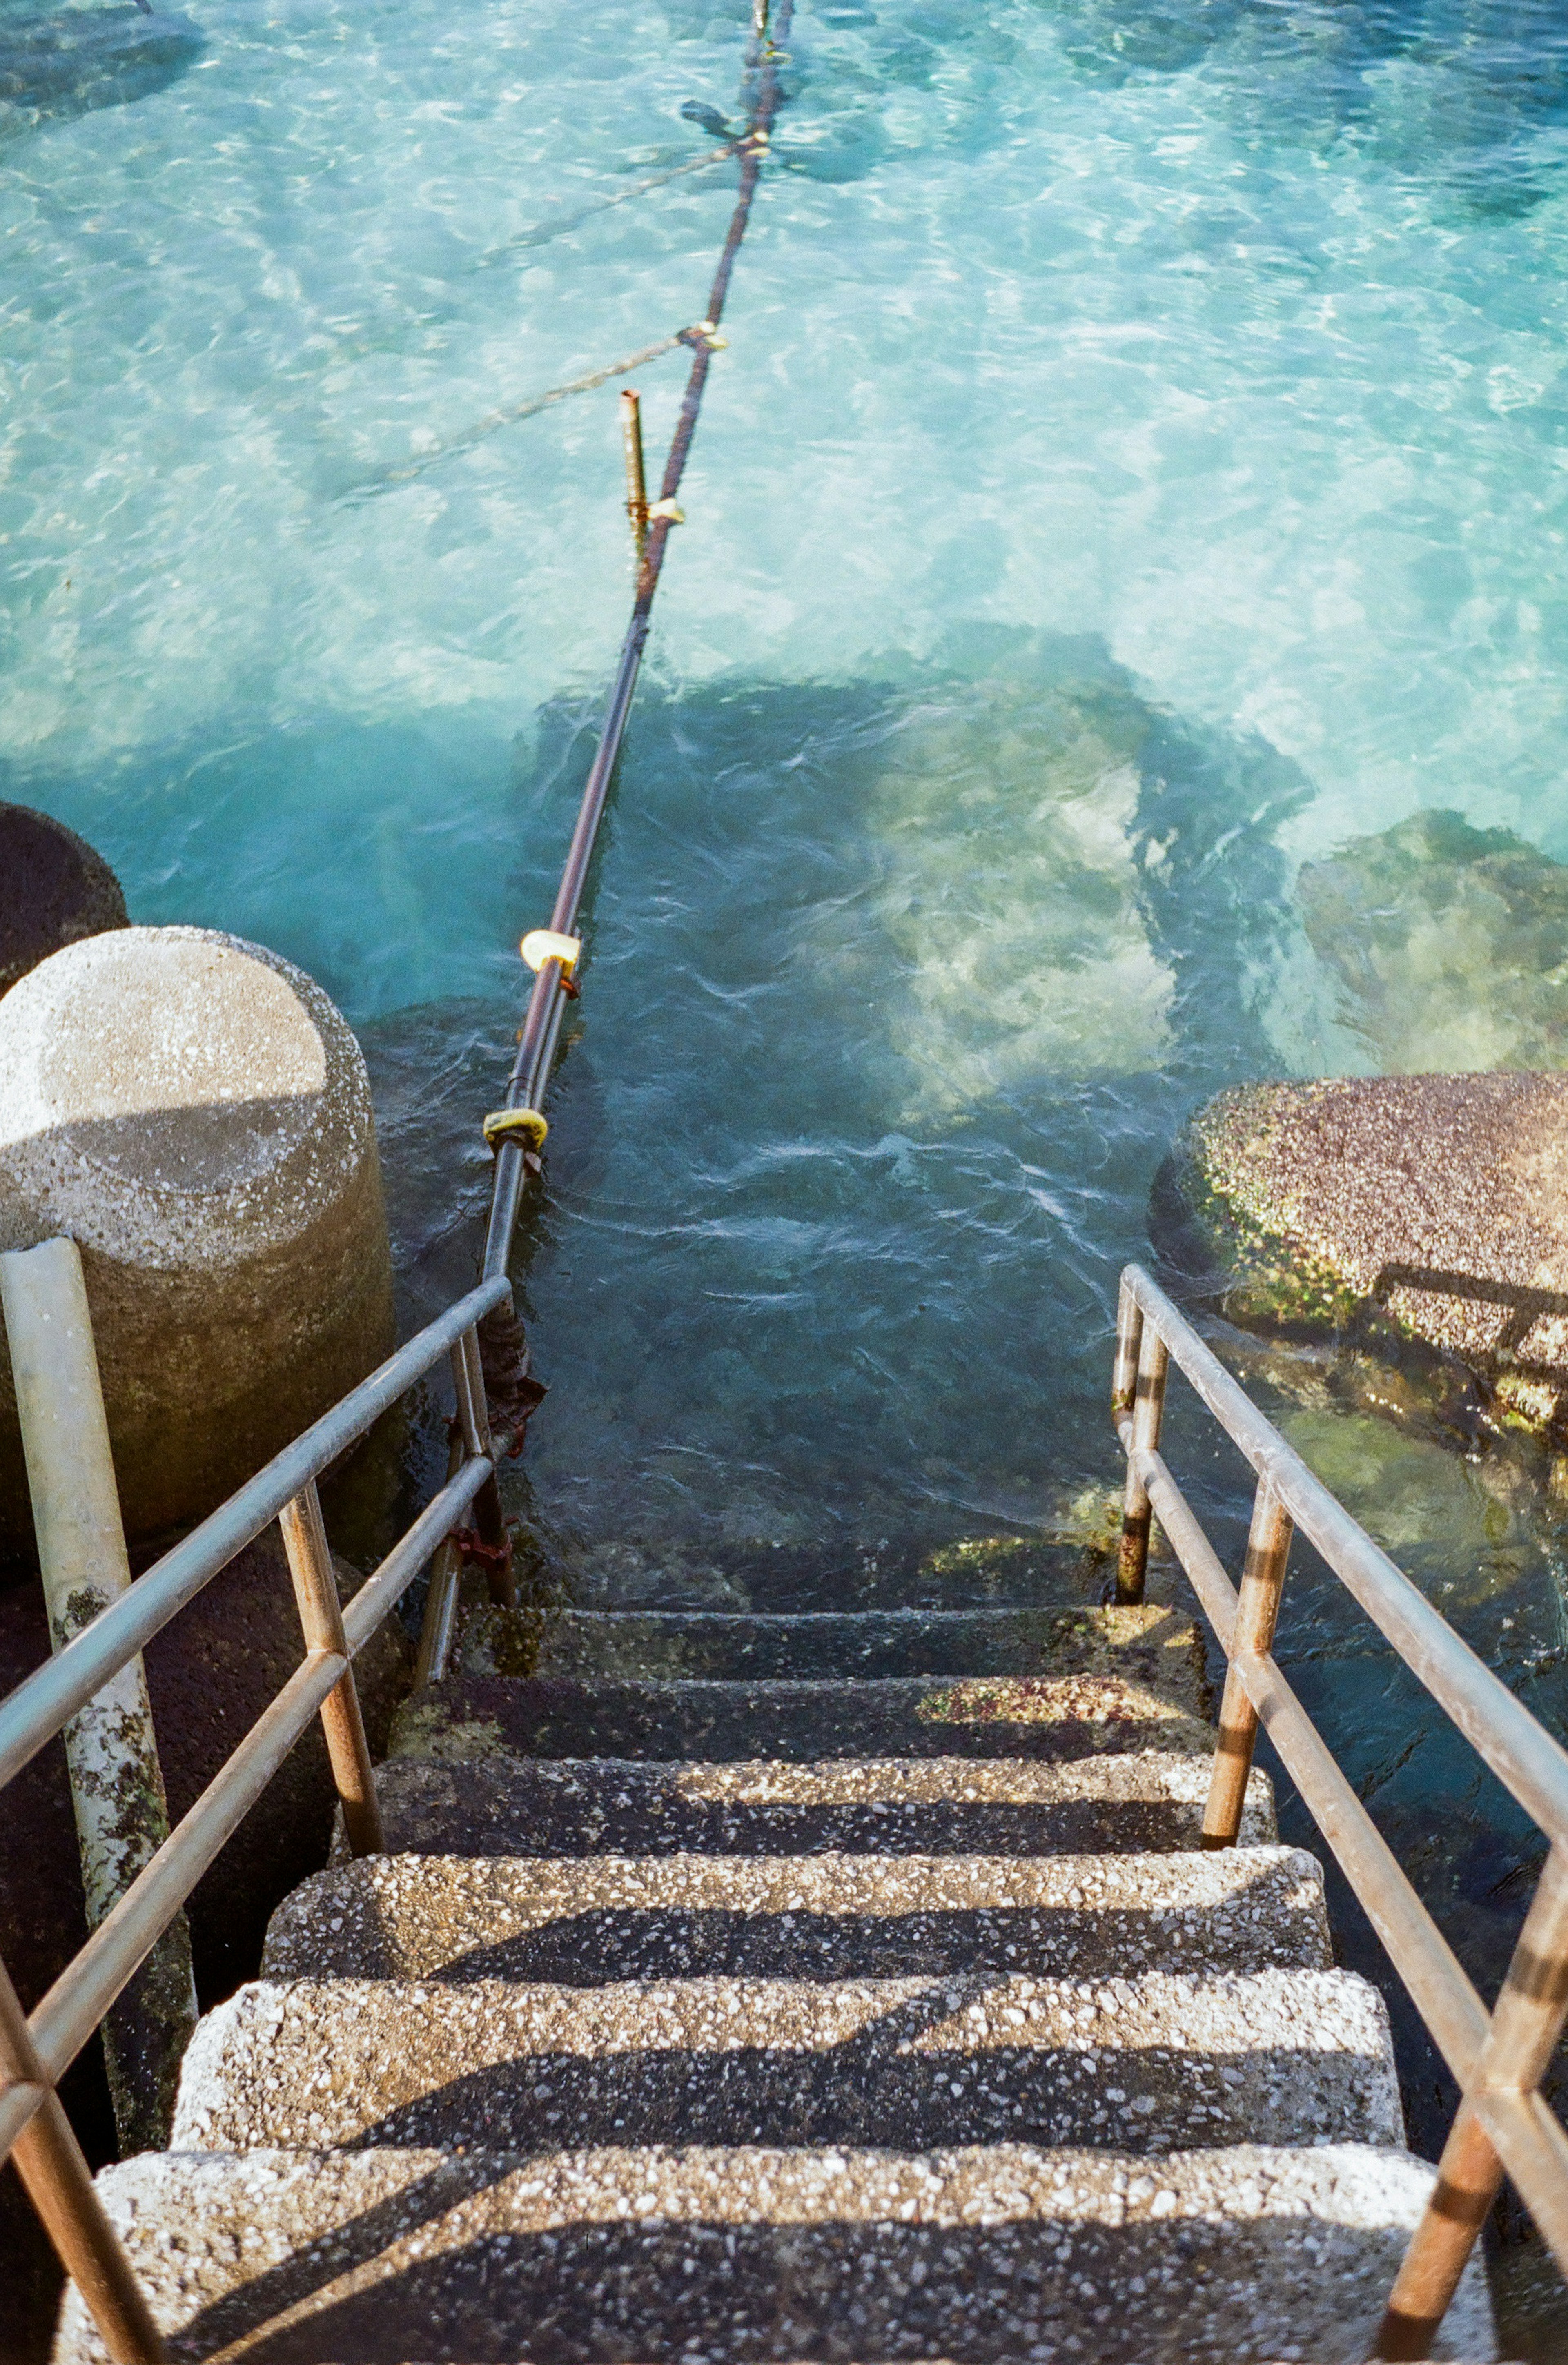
0 1274 508 1797
1111 1260 1568 2358
480 0 793 1286
0 1272 514 2365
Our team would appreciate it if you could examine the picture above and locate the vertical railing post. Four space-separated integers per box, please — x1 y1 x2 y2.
1116 1303 1169 1605
277 1481 384 1857
0 1957 165 2365
453 1329 515 1608
0 1237 197 2153
621 388 649 557
1375 1842 1568 2359
1202 1475 1293 1848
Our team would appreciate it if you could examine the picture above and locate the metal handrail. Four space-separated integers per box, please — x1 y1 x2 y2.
0 1273 508 1796
0 1272 517 2365
1113 1261 1568 2361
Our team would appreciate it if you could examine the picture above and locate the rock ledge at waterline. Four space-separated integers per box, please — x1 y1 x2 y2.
1173 1072 1568 1432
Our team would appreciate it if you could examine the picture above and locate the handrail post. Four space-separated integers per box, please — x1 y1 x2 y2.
0 1237 197 2153
277 1481 384 1857
1375 1841 1568 2358
453 1330 514 1608
0 1956 164 2365
1202 1476 1293 1848
1116 1311 1168 1605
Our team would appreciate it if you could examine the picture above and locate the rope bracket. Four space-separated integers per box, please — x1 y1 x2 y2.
521 928 581 977
482 1107 549 1156
647 498 686 524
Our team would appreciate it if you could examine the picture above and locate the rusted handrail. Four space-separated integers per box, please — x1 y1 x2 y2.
0 1271 517 2364
1112 1260 1568 2359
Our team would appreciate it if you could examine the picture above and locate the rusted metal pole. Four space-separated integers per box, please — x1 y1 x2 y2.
1375 1842 1568 2358
0 1237 197 2154
621 389 648 556
0 1955 164 2365
1115 1316 1168 1604
1202 1477 1293 1847
454 1329 514 1607
277 1480 384 1857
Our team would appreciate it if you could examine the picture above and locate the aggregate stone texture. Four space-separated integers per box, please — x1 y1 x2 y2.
390 1621 1213 1770
263 1847 1332 1986
465 1608 1147 1685
365 1750 1277 1861
0 801 127 997
173 1966 1403 2156
53 2141 1494 2363
1185 1071 1568 1421
0 926 394 1541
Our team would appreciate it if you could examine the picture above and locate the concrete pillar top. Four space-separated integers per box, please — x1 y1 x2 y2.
0 926 376 1269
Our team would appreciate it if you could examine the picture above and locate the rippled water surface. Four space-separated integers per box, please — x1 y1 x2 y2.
7 0 1568 2338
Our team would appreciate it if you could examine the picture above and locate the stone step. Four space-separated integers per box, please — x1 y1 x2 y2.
365 1748 1276 1860
390 1648 1213 1770
56 2141 1495 2363
263 1846 1332 1985
463 1606 1145 1684
173 1966 1403 2158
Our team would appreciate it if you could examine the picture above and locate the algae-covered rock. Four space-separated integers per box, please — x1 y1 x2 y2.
1298 810 1568 1073
1179 1071 1568 1430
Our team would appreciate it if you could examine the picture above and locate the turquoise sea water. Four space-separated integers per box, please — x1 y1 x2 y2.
7 0 1568 2337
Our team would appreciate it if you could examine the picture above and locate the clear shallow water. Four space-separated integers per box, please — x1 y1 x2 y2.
7 0 1568 2335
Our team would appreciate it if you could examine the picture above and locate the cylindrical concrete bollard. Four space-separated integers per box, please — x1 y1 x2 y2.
0 926 395 1548
0 804 128 998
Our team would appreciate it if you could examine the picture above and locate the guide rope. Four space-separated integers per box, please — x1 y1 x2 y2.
341 322 708 502
479 134 752 264
481 0 794 1289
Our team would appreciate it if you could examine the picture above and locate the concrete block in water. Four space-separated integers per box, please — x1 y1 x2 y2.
1174 1070 1568 1431
0 803 127 998
0 925 394 1543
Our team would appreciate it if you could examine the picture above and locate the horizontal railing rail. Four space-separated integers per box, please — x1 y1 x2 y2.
0 1273 509 1797
0 1270 522 2365
1112 1261 1568 2361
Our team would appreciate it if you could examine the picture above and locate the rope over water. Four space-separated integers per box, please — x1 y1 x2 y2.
482 0 794 1287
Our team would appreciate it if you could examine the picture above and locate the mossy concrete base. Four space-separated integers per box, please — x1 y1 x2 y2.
1179 1071 1568 1435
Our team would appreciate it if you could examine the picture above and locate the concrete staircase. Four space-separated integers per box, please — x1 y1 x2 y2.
56 1568 1497 2362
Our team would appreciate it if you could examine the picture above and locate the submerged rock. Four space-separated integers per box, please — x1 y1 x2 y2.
1296 809 1568 1073
1178 1071 1568 1432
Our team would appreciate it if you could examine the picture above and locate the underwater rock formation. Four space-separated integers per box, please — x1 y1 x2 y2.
1176 1070 1568 1433
1296 809 1568 1075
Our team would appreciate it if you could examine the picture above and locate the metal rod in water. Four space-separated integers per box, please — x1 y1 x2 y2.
621 389 649 555
0 1238 197 2152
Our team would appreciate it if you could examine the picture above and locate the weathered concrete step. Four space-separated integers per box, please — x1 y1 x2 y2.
366 1749 1276 1859
390 1664 1213 1770
56 2142 1495 2363
173 1967 1403 2158
265 1846 1332 1985
463 1606 1141 1684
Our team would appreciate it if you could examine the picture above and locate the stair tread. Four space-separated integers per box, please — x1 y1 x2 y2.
365 1748 1276 1857
55 2141 1494 2364
264 1845 1332 1984
469 1606 1186 1684
173 1966 1403 2156
390 1662 1215 1768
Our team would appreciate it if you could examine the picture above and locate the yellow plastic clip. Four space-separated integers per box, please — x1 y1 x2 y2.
647 497 686 523
483 1107 549 1154
693 319 729 351
520 929 581 975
